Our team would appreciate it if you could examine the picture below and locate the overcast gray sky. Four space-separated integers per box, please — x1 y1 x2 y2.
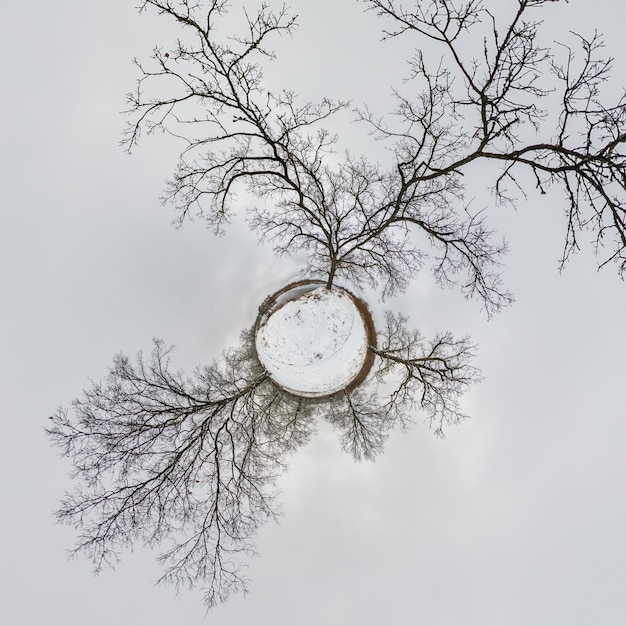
2 1 625 624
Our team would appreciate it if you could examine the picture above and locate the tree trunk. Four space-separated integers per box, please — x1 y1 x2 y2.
326 261 337 289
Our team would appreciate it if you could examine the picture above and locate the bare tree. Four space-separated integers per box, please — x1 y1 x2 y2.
47 318 480 606
47 330 315 608
323 311 479 461
122 0 524 311
371 311 480 436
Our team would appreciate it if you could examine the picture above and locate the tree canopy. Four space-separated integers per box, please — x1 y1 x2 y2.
49 0 625 609
123 0 625 310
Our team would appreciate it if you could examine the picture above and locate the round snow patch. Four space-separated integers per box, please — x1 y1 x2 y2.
255 286 369 397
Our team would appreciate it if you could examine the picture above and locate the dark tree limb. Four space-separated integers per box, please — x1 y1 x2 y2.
361 0 626 279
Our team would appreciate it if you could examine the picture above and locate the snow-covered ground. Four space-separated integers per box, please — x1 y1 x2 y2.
255 286 368 397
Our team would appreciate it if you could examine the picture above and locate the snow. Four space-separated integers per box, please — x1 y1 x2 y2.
255 286 369 397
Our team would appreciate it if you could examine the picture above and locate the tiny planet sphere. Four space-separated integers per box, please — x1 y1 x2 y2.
254 285 370 397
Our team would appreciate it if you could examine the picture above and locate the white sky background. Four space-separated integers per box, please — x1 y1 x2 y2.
1 0 625 623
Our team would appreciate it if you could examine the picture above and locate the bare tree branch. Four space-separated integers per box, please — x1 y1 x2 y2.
361 0 626 278
371 311 480 436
